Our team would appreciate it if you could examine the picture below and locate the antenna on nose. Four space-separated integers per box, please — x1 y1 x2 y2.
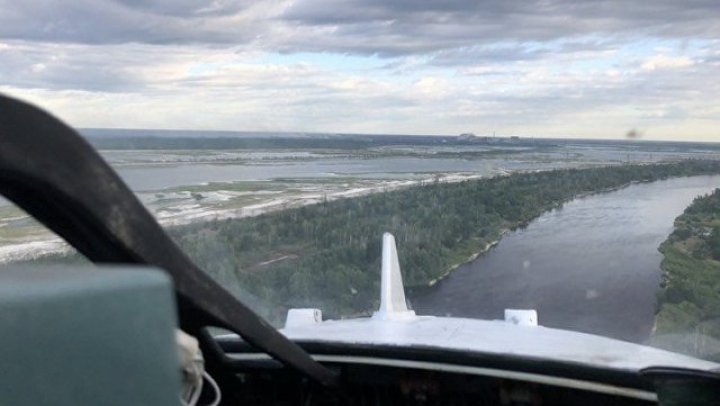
373 233 416 321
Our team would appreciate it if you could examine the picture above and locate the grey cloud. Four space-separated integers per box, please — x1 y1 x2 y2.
461 62 718 128
0 43 145 91
280 0 518 25
1 0 719 56
111 0 252 17
278 0 720 56
426 38 618 69
282 0 720 33
0 0 257 45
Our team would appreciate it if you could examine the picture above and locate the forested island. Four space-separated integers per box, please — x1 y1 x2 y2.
652 188 720 361
165 160 720 324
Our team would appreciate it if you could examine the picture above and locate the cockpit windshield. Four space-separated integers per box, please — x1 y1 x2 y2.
2 1 720 366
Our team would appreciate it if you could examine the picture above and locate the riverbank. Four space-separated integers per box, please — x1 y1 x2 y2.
428 233 505 287
650 188 720 361
427 179 646 288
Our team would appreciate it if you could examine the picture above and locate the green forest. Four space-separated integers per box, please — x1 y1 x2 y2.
652 188 720 361
164 160 720 325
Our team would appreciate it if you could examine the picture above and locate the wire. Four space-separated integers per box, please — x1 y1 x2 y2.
176 330 221 406
202 370 222 406
180 375 202 406
188 373 204 406
180 352 205 406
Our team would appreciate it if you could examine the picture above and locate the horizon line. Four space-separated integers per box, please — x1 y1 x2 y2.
78 127 720 144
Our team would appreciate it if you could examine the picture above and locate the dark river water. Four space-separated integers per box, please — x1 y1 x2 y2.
411 175 720 344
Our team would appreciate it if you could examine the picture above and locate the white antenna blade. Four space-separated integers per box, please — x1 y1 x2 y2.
373 233 416 320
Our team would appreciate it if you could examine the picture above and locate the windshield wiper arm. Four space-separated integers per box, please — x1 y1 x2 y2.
0 94 338 386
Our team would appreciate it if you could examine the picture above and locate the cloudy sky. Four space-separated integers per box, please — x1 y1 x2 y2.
1 0 719 140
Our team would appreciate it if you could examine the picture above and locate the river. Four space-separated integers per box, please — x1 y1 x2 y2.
411 175 720 344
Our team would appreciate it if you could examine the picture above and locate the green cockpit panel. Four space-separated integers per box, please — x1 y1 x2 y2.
0 265 180 405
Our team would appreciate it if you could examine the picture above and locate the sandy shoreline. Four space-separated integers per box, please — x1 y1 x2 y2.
0 172 489 264
427 233 507 287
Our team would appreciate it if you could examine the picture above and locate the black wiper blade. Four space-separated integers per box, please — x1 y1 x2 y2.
0 94 338 386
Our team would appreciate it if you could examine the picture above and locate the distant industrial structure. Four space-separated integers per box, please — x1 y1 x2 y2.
458 131 521 144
